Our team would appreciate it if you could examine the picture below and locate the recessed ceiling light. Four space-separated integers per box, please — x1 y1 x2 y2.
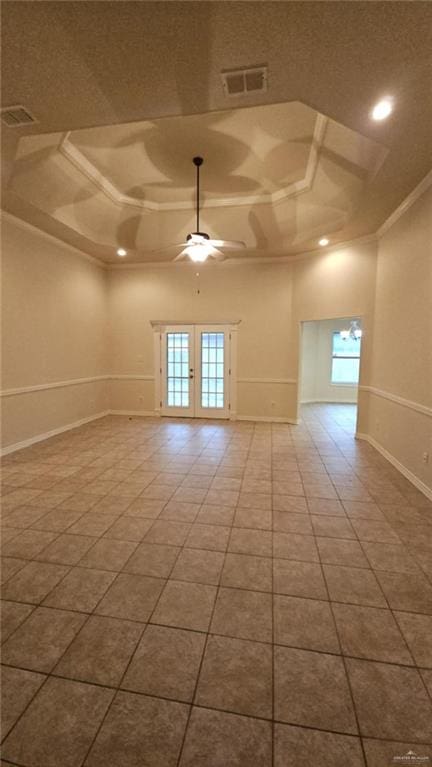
319 237 329 247
371 98 393 121
117 248 127 257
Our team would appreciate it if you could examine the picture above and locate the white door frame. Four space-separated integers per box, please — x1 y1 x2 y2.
151 320 240 420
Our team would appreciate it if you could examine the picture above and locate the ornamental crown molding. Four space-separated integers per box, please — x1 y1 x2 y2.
58 114 328 213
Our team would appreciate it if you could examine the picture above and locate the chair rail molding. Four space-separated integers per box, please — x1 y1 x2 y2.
359 385 432 418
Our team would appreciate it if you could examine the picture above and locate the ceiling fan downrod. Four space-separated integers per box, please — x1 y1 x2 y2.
192 156 204 237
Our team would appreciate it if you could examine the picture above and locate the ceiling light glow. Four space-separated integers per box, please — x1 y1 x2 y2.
371 98 393 121
186 242 213 263
319 237 329 247
117 248 127 257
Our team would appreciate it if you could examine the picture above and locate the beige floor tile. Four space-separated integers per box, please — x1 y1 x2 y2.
317 537 370 568
85 691 189 767
144 520 191 546
1 600 35 643
96 572 164 622
1 530 58 560
375 570 432 614
2 677 114 767
233 506 272 530
123 542 180 577
273 559 328 600
273 495 308 513
361 541 420 573
171 548 224 585
1 557 28 585
210 587 272 643
1 606 86 672
31 508 86 532
196 504 235 526
273 511 313 535
274 594 339 653
323 564 387 608
274 724 365 767
67 513 119 537
103 516 153 541
311 515 357 539
159 500 201 523
1 666 46 740
122 624 205 701
228 528 272 557
79 538 137 570
273 532 319 562
2 561 69 603
36 533 96 565
274 645 357 733
347 658 432 741
362 739 432 767
55 615 144 686
221 553 272 592
185 523 230 552
43 567 116 613
332 603 414 664
152 579 217 631
307 498 345 515
196 634 272 718
179 707 272 767
393 611 432 667
238 492 272 510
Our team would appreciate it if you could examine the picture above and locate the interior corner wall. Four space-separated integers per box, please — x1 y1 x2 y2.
356 185 432 496
1 215 109 451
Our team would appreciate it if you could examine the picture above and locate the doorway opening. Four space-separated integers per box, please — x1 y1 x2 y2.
299 317 363 434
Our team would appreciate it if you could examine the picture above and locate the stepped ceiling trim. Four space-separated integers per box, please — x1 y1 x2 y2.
58 114 328 212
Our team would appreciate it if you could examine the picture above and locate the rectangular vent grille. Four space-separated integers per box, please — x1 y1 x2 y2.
221 66 268 97
1 105 37 127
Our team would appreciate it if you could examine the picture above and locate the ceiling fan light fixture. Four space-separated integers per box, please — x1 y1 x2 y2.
186 242 213 262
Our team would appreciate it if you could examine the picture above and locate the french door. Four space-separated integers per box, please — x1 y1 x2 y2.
160 325 231 418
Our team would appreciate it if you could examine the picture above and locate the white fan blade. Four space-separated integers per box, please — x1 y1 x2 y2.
208 239 246 250
173 248 190 262
152 242 188 254
209 249 226 262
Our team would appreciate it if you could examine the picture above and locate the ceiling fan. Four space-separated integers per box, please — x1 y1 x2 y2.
156 156 246 263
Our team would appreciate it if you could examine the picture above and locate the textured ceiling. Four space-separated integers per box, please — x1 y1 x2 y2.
2 1 432 263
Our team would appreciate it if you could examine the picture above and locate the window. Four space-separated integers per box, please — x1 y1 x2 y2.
201 332 224 408
167 332 190 407
331 332 361 384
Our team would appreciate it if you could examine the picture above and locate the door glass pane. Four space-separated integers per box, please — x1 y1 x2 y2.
201 332 224 408
167 333 190 407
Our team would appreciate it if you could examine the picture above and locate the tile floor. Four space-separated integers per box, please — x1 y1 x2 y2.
1 403 431 767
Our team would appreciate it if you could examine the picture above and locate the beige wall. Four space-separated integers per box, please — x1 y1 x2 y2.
300 318 360 404
108 261 294 420
290 240 377 419
108 240 377 422
358 185 432 493
1 214 109 448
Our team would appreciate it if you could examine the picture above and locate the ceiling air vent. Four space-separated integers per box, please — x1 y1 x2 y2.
221 66 268 97
1 105 37 127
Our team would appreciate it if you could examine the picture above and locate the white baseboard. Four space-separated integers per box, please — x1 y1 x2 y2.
1 411 110 456
300 399 357 405
109 410 157 417
355 432 432 501
237 415 299 424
